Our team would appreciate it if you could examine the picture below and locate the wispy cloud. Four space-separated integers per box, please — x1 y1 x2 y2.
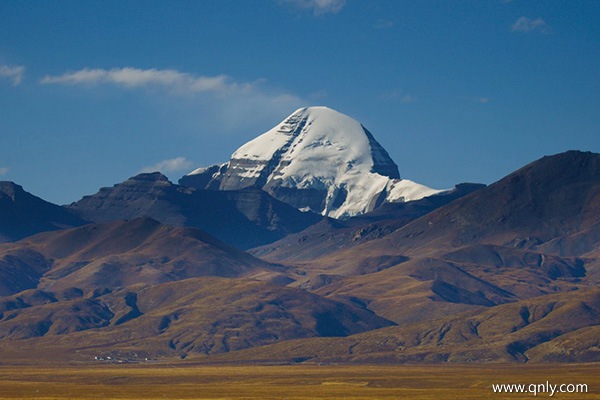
280 0 346 15
0 65 25 86
511 17 550 34
40 67 253 94
400 94 417 104
384 90 417 103
457 96 491 104
140 157 195 174
0 167 9 176
458 96 492 104
40 66 306 133
374 19 394 29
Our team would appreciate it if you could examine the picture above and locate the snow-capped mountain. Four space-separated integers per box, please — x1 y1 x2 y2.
180 106 443 218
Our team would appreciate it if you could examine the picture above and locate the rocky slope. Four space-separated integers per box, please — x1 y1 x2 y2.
180 107 442 219
200 287 600 364
68 172 322 249
250 183 485 264
284 151 600 325
0 148 598 365
0 181 86 243
0 218 294 297
0 277 394 361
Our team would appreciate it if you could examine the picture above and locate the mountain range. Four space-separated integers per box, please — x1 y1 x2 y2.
0 107 598 364
67 172 322 250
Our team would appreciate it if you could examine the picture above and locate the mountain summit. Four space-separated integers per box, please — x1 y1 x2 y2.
0 181 86 242
180 106 441 218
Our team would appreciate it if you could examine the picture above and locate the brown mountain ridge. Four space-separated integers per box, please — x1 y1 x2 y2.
0 150 598 364
0 217 293 297
279 151 599 324
67 172 323 250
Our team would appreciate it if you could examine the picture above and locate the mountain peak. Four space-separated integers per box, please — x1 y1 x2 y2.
0 181 24 201
231 106 401 180
127 172 171 183
0 181 86 243
181 106 441 218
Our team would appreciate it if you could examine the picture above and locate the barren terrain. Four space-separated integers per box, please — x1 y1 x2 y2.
0 363 598 399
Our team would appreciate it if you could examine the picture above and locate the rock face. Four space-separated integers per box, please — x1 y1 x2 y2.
0 181 86 243
250 182 486 263
180 107 442 219
68 172 322 250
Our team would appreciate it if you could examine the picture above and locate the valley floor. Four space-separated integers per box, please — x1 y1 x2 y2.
0 363 598 399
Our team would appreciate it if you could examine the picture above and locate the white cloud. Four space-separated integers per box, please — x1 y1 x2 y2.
40 67 252 94
141 157 195 174
475 97 490 104
39 66 307 135
0 167 9 176
281 0 346 15
0 65 25 86
511 17 550 34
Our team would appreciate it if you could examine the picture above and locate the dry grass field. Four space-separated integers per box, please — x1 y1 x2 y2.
0 363 597 400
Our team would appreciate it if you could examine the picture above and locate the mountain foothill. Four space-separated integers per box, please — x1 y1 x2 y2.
0 107 598 364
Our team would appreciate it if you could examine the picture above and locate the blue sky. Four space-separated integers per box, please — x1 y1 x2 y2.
1 0 599 204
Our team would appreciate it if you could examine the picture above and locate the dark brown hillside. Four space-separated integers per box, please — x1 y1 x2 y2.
308 151 600 270
0 218 293 296
0 248 52 296
250 183 484 263
0 182 86 243
314 250 587 325
0 151 597 365
68 172 322 249
201 287 600 364
281 151 599 326
0 277 394 361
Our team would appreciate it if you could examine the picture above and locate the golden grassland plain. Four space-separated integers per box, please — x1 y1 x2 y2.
0 363 598 400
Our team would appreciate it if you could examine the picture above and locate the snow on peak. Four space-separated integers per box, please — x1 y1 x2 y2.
182 106 443 219
235 107 375 161
231 106 400 182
